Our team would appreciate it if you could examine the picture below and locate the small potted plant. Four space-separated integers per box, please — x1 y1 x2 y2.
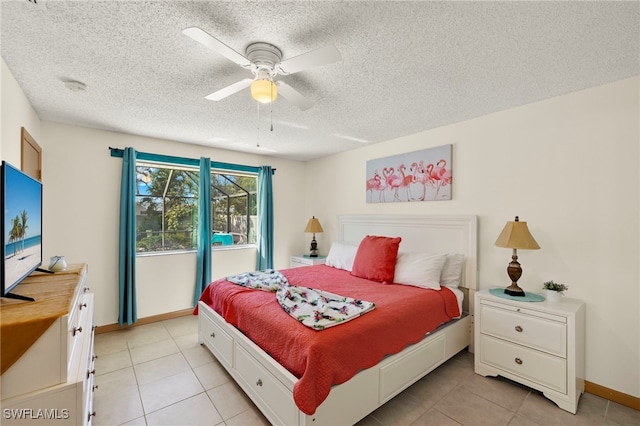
542 280 568 302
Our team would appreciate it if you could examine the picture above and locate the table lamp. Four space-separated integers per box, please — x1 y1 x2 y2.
304 216 324 257
495 216 540 296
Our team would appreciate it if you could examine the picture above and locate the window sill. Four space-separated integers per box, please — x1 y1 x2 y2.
136 244 256 258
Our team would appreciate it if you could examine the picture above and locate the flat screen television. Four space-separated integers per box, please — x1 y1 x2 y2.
1 161 43 300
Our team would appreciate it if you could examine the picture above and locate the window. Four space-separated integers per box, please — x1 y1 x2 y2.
211 172 257 246
135 162 257 254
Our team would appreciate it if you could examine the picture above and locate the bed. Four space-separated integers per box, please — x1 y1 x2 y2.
197 214 477 425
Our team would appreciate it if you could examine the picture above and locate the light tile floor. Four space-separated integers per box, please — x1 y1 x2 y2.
93 315 639 426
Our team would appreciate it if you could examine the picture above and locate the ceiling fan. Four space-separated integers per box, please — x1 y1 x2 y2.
183 27 341 111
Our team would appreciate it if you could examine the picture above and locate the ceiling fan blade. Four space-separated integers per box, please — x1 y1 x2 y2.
276 81 314 111
205 79 252 101
277 45 341 75
182 27 251 68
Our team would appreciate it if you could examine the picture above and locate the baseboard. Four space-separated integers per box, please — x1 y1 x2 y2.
585 381 640 411
94 308 194 334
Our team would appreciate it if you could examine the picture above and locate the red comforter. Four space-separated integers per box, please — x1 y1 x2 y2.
196 264 460 415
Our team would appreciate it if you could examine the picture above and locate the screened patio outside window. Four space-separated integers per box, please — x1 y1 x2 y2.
135 162 257 254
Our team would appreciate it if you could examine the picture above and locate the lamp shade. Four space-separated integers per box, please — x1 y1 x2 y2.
495 216 540 250
251 79 278 104
304 216 324 234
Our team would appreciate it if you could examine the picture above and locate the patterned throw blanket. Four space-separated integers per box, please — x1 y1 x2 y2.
227 269 375 330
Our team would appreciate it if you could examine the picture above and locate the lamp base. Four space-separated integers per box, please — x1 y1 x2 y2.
309 236 318 258
504 252 525 296
504 283 526 297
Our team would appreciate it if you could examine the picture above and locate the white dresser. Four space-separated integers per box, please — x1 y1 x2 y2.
1 264 96 425
289 255 326 268
474 289 585 413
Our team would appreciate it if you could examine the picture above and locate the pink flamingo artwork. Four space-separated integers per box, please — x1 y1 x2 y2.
365 144 452 203
384 167 402 201
410 161 428 201
398 164 414 201
430 159 450 198
366 170 381 202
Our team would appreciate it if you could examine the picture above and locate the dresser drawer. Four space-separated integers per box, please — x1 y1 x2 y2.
479 334 566 393
234 344 297 426
82 316 96 425
479 303 566 357
68 290 92 376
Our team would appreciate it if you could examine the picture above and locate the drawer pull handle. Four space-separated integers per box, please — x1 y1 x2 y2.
79 302 87 310
92 354 99 361
84 287 91 293
256 379 263 387
515 358 523 365
93 325 98 331
210 332 216 338
93 385 99 392
515 325 523 333
87 369 96 379
88 411 96 421
73 326 83 336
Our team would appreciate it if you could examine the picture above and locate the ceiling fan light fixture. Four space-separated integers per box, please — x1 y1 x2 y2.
251 79 277 104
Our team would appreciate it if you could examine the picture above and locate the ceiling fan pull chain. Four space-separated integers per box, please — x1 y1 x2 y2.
256 101 260 147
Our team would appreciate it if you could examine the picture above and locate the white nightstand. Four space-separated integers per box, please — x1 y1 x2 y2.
474 289 585 414
289 255 326 268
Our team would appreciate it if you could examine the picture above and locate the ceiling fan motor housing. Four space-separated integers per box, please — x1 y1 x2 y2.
246 42 282 77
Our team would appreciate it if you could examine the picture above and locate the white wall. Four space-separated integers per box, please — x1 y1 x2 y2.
1 59 41 165
305 77 640 398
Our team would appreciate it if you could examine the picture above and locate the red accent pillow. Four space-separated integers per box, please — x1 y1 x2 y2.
351 235 402 283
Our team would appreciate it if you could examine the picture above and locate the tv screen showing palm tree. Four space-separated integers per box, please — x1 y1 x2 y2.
1 161 42 297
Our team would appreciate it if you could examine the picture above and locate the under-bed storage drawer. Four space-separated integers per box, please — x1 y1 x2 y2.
379 334 445 403
199 310 234 368
234 344 298 426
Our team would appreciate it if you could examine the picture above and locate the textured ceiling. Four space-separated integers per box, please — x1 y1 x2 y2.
1 1 638 161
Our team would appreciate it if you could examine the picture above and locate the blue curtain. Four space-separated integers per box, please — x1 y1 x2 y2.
194 157 212 306
118 147 137 325
256 166 274 270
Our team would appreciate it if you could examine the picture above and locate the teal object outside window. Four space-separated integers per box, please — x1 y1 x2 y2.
212 233 233 246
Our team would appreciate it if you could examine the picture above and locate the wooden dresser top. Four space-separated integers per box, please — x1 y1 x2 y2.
1 263 87 374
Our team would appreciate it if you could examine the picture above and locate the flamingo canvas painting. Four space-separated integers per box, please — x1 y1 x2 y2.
366 144 452 203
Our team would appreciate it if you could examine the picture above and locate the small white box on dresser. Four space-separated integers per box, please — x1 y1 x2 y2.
289 255 326 268
474 288 585 414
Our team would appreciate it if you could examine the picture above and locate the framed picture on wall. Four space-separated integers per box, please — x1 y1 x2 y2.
366 144 452 203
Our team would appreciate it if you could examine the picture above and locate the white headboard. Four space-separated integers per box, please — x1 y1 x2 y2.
338 214 478 305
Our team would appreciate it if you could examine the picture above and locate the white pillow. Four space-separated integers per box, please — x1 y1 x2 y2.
441 254 465 288
393 252 447 290
325 241 358 271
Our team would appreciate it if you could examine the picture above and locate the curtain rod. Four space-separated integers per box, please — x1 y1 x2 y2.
109 147 275 174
